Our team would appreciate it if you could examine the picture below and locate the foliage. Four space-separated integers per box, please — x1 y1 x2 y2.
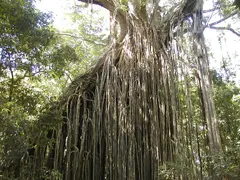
0 0 53 74
233 0 240 9
51 5 109 80
1 0 240 179
0 0 78 178
212 69 240 147
210 69 240 179
0 0 110 178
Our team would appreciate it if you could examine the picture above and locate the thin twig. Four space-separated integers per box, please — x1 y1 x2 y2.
58 33 107 46
209 26 240 37
203 3 230 13
203 7 219 13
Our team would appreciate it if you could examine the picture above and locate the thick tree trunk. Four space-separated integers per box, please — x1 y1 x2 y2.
31 0 222 179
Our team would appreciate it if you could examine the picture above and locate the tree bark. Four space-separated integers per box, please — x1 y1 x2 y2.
32 0 223 179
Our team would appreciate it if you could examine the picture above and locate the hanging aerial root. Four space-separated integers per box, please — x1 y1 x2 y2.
26 1 222 179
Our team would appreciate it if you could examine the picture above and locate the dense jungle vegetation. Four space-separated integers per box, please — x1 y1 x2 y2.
0 0 240 179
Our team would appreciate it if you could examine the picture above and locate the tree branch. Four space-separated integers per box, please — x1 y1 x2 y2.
78 0 127 42
207 9 240 27
205 9 240 37
203 4 230 13
208 26 240 37
78 0 114 10
58 33 107 46
203 7 219 13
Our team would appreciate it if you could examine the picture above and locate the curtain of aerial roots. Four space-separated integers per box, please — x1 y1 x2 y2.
38 8 222 180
